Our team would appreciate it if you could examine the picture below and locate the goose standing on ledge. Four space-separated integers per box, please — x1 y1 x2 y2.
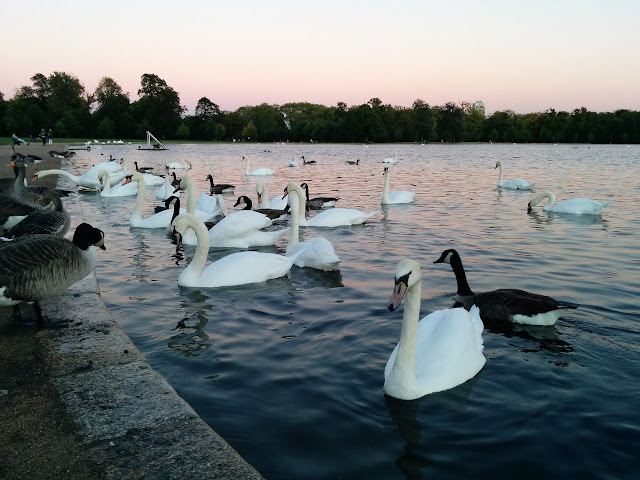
495 159 535 190
1 189 70 239
433 249 576 326
381 166 416 204
172 213 297 287
384 259 485 400
527 190 612 215
243 156 274 176
0 222 105 326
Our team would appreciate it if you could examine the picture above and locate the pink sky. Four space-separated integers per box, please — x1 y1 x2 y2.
4 1 639 115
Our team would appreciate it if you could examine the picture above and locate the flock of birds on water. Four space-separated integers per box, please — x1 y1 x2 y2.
0 146 613 400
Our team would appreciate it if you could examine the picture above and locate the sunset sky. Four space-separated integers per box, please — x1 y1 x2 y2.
4 0 639 116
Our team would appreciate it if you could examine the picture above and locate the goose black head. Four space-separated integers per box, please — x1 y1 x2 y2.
433 249 458 265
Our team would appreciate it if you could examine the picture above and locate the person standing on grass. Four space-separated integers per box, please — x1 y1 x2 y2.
40 128 47 145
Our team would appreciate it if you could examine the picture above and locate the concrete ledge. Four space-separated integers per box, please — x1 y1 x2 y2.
33 156 265 479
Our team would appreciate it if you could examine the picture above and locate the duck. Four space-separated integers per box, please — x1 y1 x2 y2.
433 249 576 326
98 170 138 197
527 190 612 215
301 155 316 165
1 189 70 240
299 182 339 210
384 259 486 400
233 195 288 222
156 167 181 200
205 174 235 194
288 158 298 167
134 161 154 173
123 173 212 229
171 213 297 287
284 184 341 271
285 182 378 227
382 150 398 164
345 159 360 165
0 222 105 326
119 158 164 186
256 182 287 210
166 158 193 170
381 166 416 204
495 159 535 190
243 156 274 176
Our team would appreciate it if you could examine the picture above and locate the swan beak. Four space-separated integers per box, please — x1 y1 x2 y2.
122 176 133 186
527 203 532 214
257 193 262 203
388 281 407 312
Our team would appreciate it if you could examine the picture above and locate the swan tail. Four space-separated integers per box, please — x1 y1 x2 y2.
468 305 485 350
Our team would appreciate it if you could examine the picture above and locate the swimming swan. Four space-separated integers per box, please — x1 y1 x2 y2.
495 160 535 190
285 182 378 227
284 186 341 271
243 156 274 176
433 249 576 326
527 190 612 215
382 150 398 164
172 213 297 287
384 259 486 400
34 163 125 189
381 166 416 204
256 182 287 210
98 170 138 197
166 158 193 170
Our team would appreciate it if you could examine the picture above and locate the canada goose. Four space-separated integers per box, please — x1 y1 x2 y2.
1 189 70 239
0 222 105 326
205 174 235 194
299 183 339 210
345 159 360 165
234 195 288 221
433 249 576 326
301 155 316 165
134 161 154 173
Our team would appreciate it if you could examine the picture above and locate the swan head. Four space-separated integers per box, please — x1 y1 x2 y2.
495 160 503 169
383 166 390 175
527 190 553 213
433 249 459 266
388 259 421 311
256 182 265 203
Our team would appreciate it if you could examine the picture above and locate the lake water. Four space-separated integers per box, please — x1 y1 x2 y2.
69 142 638 480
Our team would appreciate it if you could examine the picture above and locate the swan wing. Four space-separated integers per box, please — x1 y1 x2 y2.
551 198 612 215
199 251 294 287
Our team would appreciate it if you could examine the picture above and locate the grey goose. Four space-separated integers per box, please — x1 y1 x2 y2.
0 222 105 326
1 189 70 239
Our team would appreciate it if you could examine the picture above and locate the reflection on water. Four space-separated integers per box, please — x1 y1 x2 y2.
71 143 640 480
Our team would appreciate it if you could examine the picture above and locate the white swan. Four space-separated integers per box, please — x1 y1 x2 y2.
381 166 416 204
124 173 211 229
156 167 180 200
166 158 193 170
285 182 378 227
172 213 297 287
98 170 138 197
34 163 125 189
495 160 535 190
119 158 164 186
285 185 341 271
527 190 612 215
288 158 298 167
256 182 288 210
243 156 274 176
382 150 398 164
384 259 486 400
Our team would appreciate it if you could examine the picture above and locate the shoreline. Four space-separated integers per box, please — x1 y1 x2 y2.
0 144 264 479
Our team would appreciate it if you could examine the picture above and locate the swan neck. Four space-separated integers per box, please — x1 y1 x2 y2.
184 177 196 214
38 169 78 183
497 162 504 183
183 216 210 281
382 169 391 202
288 192 300 248
393 278 422 379
132 176 147 218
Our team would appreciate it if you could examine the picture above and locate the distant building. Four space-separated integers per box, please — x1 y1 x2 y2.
472 100 486 116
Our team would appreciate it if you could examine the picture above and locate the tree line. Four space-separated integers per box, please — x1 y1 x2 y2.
1 72 639 144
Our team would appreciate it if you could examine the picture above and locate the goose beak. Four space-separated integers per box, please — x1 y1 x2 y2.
32 174 39 182
173 228 182 248
388 281 407 311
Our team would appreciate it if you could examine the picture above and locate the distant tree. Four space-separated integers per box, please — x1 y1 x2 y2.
241 122 258 141
96 117 116 139
133 73 184 138
436 102 464 142
412 99 436 142
176 123 190 140
92 77 133 139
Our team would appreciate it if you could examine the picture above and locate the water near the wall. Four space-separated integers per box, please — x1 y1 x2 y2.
70 142 638 479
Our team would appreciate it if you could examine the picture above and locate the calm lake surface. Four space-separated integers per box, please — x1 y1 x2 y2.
70 142 638 480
